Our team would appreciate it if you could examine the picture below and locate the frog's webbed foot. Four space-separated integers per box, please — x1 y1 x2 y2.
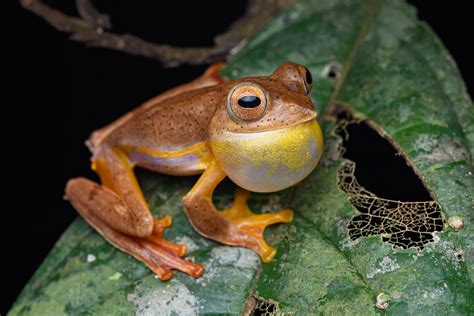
221 188 293 262
183 161 294 263
66 178 204 281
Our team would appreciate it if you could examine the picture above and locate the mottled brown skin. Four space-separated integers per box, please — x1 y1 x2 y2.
96 65 315 151
65 62 319 280
87 63 226 154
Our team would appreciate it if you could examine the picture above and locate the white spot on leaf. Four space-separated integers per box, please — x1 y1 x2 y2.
421 138 468 163
196 247 259 287
210 247 260 269
422 287 445 300
414 134 438 153
174 236 199 254
448 216 464 231
86 254 96 263
366 256 400 278
128 280 199 316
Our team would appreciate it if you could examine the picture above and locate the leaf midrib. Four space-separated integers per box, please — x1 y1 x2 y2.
283 0 382 307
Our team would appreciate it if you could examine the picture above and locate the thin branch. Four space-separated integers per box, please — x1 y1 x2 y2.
20 0 294 67
75 0 111 30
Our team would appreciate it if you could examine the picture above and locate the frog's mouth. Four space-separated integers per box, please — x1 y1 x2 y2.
229 107 317 135
210 119 324 192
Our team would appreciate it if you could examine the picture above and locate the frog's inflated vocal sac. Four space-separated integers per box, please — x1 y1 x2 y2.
65 62 324 280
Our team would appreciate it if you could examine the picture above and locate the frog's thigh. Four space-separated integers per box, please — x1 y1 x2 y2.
65 177 204 280
66 147 154 237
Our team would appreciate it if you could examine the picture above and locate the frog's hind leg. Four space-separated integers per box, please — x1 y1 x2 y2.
65 147 204 280
183 161 294 263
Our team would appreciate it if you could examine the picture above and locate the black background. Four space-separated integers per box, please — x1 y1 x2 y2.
7 1 472 313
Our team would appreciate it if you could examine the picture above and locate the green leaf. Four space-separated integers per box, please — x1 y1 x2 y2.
11 0 473 314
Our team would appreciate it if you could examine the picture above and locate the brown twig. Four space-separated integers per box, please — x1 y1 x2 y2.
75 0 111 30
20 0 294 67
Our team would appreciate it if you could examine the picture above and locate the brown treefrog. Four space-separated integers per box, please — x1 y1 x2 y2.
65 62 323 280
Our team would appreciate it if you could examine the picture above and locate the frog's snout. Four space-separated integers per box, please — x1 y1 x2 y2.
210 120 324 192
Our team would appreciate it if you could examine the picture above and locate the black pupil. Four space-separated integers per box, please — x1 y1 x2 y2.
305 67 313 85
238 96 261 108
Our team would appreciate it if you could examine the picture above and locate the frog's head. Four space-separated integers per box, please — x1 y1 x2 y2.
209 62 324 192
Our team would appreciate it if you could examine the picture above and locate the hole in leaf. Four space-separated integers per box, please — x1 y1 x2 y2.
322 61 342 80
336 112 432 201
335 111 444 250
248 295 280 316
456 251 464 262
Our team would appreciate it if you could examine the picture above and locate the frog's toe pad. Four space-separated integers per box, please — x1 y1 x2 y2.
221 189 294 263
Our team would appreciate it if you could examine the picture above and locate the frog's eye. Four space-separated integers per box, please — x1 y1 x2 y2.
228 83 267 122
299 66 313 94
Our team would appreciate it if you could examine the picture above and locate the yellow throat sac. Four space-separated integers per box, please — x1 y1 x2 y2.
210 120 323 192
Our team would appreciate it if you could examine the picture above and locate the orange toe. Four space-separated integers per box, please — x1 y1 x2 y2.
133 215 204 280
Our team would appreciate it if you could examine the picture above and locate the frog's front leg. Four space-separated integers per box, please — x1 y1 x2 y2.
65 147 204 280
183 160 293 262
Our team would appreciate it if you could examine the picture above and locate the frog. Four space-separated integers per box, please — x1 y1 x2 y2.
65 62 324 281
